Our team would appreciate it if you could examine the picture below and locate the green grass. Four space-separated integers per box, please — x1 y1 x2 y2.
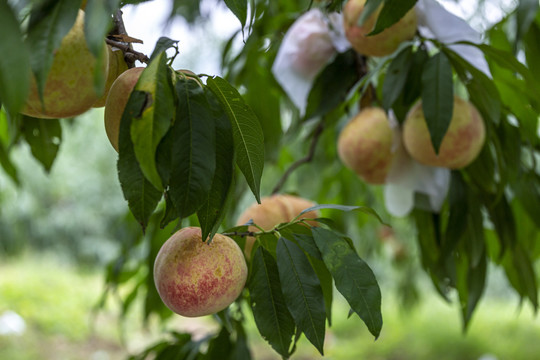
1 254 540 360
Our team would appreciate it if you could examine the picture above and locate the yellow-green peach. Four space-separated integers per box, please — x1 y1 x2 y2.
93 46 128 108
343 0 417 57
402 96 485 168
153 227 248 317
21 10 108 118
337 107 394 184
103 67 145 151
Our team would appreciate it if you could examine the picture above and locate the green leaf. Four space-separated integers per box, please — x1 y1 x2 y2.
524 22 540 81
304 49 361 120
118 90 163 231
382 45 413 110
223 0 247 29
512 171 540 229
309 256 333 327
149 37 179 62
515 0 539 46
421 51 454 154
20 116 62 172
503 244 538 309
130 53 175 190
358 0 383 27
298 204 387 226
203 326 232 360
463 42 540 100
206 76 264 203
312 227 382 338
443 172 468 253
26 1 80 102
249 246 295 358
370 0 417 36
0 139 19 185
84 0 119 93
486 195 516 258
443 47 501 125
0 0 30 115
168 78 216 219
197 89 235 242
276 238 326 355
456 250 487 330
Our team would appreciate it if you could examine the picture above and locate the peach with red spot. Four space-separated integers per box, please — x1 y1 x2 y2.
153 227 248 317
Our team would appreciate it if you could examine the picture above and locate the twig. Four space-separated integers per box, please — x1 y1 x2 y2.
105 38 149 64
222 231 258 238
272 121 325 195
108 10 150 67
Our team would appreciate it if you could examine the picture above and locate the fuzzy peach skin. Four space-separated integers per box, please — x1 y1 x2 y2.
93 46 128 108
343 0 417 57
21 10 108 119
337 107 395 184
153 227 248 317
402 96 486 169
103 67 145 151
236 194 320 257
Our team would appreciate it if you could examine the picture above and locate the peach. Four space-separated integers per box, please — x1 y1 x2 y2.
402 96 485 168
93 46 128 108
21 10 108 119
337 107 395 184
103 67 145 151
236 194 320 257
153 227 248 317
343 0 417 57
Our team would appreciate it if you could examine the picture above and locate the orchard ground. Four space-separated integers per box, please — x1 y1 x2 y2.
2 252 540 360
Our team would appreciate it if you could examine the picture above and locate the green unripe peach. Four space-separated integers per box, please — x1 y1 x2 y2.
21 10 108 119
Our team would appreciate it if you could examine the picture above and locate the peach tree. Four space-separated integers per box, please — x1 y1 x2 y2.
0 0 539 358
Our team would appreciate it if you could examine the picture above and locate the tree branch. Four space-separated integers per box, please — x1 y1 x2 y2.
272 121 325 195
108 10 149 67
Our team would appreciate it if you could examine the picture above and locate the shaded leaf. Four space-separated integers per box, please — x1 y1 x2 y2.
197 88 235 242
169 78 216 219
0 1 30 115
298 204 387 226
21 116 62 172
421 51 454 153
0 140 19 185
370 0 417 36
249 246 295 358
382 45 413 110
118 90 162 231
277 238 326 355
304 49 361 120
312 227 382 338
206 76 264 203
149 36 179 62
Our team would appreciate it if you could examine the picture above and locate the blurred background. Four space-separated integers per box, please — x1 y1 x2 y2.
1 0 540 359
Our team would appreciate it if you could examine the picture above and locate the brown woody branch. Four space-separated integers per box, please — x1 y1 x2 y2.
108 10 149 67
272 121 325 195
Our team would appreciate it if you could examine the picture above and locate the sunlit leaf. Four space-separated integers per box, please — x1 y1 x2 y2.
206 76 264 203
130 53 175 190
370 0 417 36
